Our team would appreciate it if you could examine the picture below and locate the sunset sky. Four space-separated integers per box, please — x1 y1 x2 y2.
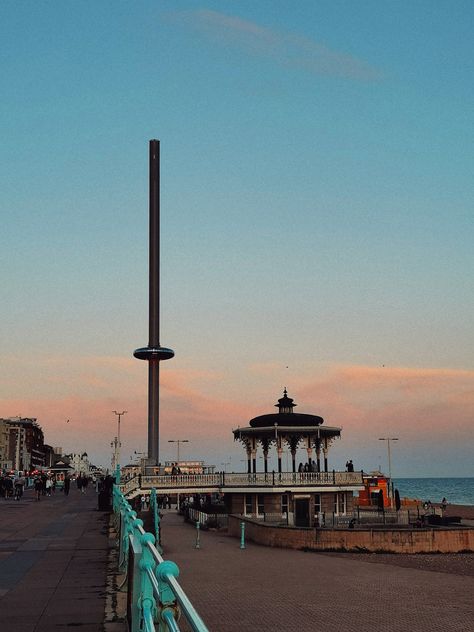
1 2 473 476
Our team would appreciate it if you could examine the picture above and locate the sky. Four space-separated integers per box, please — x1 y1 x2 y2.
0 1 473 476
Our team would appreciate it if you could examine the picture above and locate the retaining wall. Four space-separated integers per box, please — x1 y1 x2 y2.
228 515 474 553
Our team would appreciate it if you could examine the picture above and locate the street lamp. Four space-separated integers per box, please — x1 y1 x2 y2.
168 439 189 463
110 440 117 470
221 462 230 472
378 437 399 507
112 410 127 482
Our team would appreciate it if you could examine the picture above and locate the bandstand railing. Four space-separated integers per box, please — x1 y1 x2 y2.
120 471 363 495
113 485 209 632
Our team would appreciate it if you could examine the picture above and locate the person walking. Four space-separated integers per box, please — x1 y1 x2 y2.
34 476 43 501
64 475 71 496
14 475 25 500
45 477 52 496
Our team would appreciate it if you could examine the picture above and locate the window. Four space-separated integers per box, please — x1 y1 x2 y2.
257 494 265 516
334 492 346 514
281 494 288 516
245 494 252 515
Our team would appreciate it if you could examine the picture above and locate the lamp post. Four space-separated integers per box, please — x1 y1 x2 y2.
378 437 398 507
112 410 127 482
221 462 230 473
110 440 117 471
168 439 189 464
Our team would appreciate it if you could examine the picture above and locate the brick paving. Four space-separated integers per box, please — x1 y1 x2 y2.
0 485 118 632
159 510 474 632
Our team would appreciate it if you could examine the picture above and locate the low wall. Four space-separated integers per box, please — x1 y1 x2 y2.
228 515 474 553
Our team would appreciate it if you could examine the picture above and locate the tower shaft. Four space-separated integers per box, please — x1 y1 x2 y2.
134 140 174 466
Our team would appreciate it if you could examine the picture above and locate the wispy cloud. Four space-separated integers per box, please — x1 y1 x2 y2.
2 357 472 473
170 9 382 81
297 364 474 441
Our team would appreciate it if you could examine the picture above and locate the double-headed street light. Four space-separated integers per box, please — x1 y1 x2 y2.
378 437 399 507
168 439 189 463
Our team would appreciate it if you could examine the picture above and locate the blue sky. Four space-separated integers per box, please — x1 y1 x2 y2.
0 2 473 474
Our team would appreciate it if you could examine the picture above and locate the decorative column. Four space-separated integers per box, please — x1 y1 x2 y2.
263 449 269 474
323 438 329 472
291 449 297 473
306 437 313 468
277 447 283 473
252 450 257 474
315 440 321 473
246 447 252 474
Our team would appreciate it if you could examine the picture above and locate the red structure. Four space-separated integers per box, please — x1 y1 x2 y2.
357 471 391 508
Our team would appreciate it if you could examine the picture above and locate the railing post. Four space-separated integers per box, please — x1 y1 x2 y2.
240 521 245 549
272 470 275 486
138 532 157 632
195 521 201 549
333 469 335 484
155 560 180 631
150 488 162 553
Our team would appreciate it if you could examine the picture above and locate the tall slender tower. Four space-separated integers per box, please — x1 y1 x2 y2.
134 140 174 465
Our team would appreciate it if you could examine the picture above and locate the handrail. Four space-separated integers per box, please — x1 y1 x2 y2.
113 485 209 632
149 488 162 551
126 471 363 492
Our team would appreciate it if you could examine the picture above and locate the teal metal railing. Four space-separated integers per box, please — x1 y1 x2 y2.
149 488 162 552
113 485 209 632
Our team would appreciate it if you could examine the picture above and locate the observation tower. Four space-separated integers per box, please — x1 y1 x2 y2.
134 140 174 465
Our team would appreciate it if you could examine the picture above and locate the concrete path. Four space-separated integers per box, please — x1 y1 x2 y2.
0 486 116 632
160 510 474 632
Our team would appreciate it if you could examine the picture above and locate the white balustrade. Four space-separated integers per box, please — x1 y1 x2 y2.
125 471 363 493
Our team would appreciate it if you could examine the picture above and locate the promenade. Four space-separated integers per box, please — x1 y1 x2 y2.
0 485 121 632
159 510 474 632
1 489 473 632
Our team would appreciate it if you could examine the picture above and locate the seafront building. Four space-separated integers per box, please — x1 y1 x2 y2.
66 451 91 475
121 390 364 527
0 419 10 470
0 417 45 471
229 390 363 526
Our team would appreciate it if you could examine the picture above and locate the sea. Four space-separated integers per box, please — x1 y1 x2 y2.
393 477 474 506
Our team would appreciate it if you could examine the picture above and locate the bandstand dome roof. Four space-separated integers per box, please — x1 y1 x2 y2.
249 389 324 428
249 412 324 428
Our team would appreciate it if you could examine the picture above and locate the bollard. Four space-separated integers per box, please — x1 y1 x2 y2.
240 521 245 549
195 521 200 549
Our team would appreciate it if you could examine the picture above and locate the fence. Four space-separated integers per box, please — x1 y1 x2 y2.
119 470 364 496
331 509 411 527
113 485 209 632
186 507 229 529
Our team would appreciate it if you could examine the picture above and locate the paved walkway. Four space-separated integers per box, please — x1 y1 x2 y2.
159 510 474 632
0 486 116 632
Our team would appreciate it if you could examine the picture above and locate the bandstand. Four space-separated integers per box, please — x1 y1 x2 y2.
233 389 341 474
120 391 363 528
227 390 363 526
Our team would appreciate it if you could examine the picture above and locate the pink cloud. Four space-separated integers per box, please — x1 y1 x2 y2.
1 357 472 474
170 9 382 81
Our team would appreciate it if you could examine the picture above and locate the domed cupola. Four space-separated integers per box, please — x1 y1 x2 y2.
275 388 296 414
